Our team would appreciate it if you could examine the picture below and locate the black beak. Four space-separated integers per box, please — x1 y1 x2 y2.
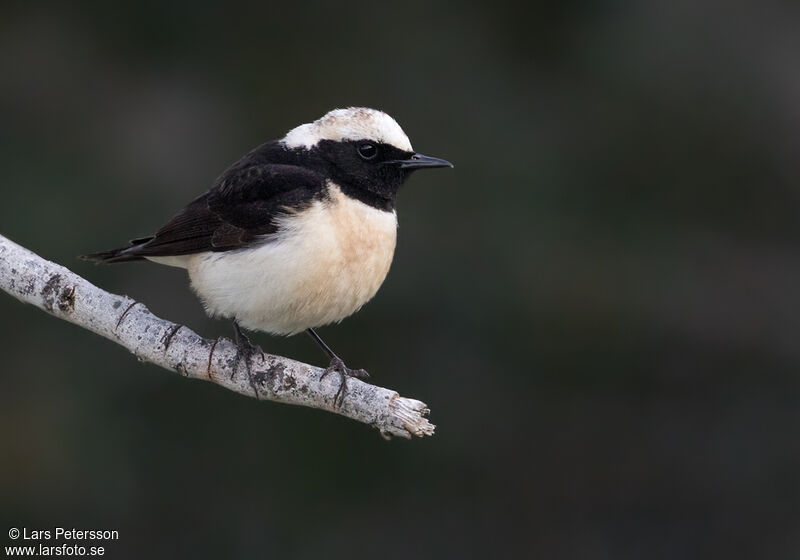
397 153 454 170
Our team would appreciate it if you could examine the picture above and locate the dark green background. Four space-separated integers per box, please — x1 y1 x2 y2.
2 1 800 558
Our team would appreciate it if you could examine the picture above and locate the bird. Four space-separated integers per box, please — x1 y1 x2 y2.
82 107 452 405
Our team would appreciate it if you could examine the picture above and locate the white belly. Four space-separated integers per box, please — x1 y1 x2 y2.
182 185 397 335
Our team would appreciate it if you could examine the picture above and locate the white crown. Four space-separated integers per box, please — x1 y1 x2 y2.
282 107 413 152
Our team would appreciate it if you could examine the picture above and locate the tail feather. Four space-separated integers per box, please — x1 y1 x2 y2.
80 236 154 264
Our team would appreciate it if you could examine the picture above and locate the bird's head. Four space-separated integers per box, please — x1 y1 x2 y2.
281 107 452 209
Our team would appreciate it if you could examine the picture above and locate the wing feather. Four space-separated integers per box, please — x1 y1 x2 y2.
84 159 326 263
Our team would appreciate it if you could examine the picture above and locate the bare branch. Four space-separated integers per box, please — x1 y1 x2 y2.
0 234 435 439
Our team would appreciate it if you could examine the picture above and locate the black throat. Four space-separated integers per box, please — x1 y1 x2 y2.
298 140 411 211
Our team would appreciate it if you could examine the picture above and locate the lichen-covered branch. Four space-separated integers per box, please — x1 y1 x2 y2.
0 234 434 439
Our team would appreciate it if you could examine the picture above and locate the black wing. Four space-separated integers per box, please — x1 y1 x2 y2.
82 163 325 263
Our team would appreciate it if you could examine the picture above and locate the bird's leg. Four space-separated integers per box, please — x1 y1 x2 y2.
305 328 369 408
233 320 264 399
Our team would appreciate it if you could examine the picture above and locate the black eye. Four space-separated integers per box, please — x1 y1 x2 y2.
358 143 378 160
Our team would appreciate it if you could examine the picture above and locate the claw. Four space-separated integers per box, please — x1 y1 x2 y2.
304 328 370 408
322 357 370 408
232 321 263 399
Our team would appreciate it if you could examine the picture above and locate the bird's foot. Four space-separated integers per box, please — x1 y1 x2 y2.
321 357 369 408
232 323 265 399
